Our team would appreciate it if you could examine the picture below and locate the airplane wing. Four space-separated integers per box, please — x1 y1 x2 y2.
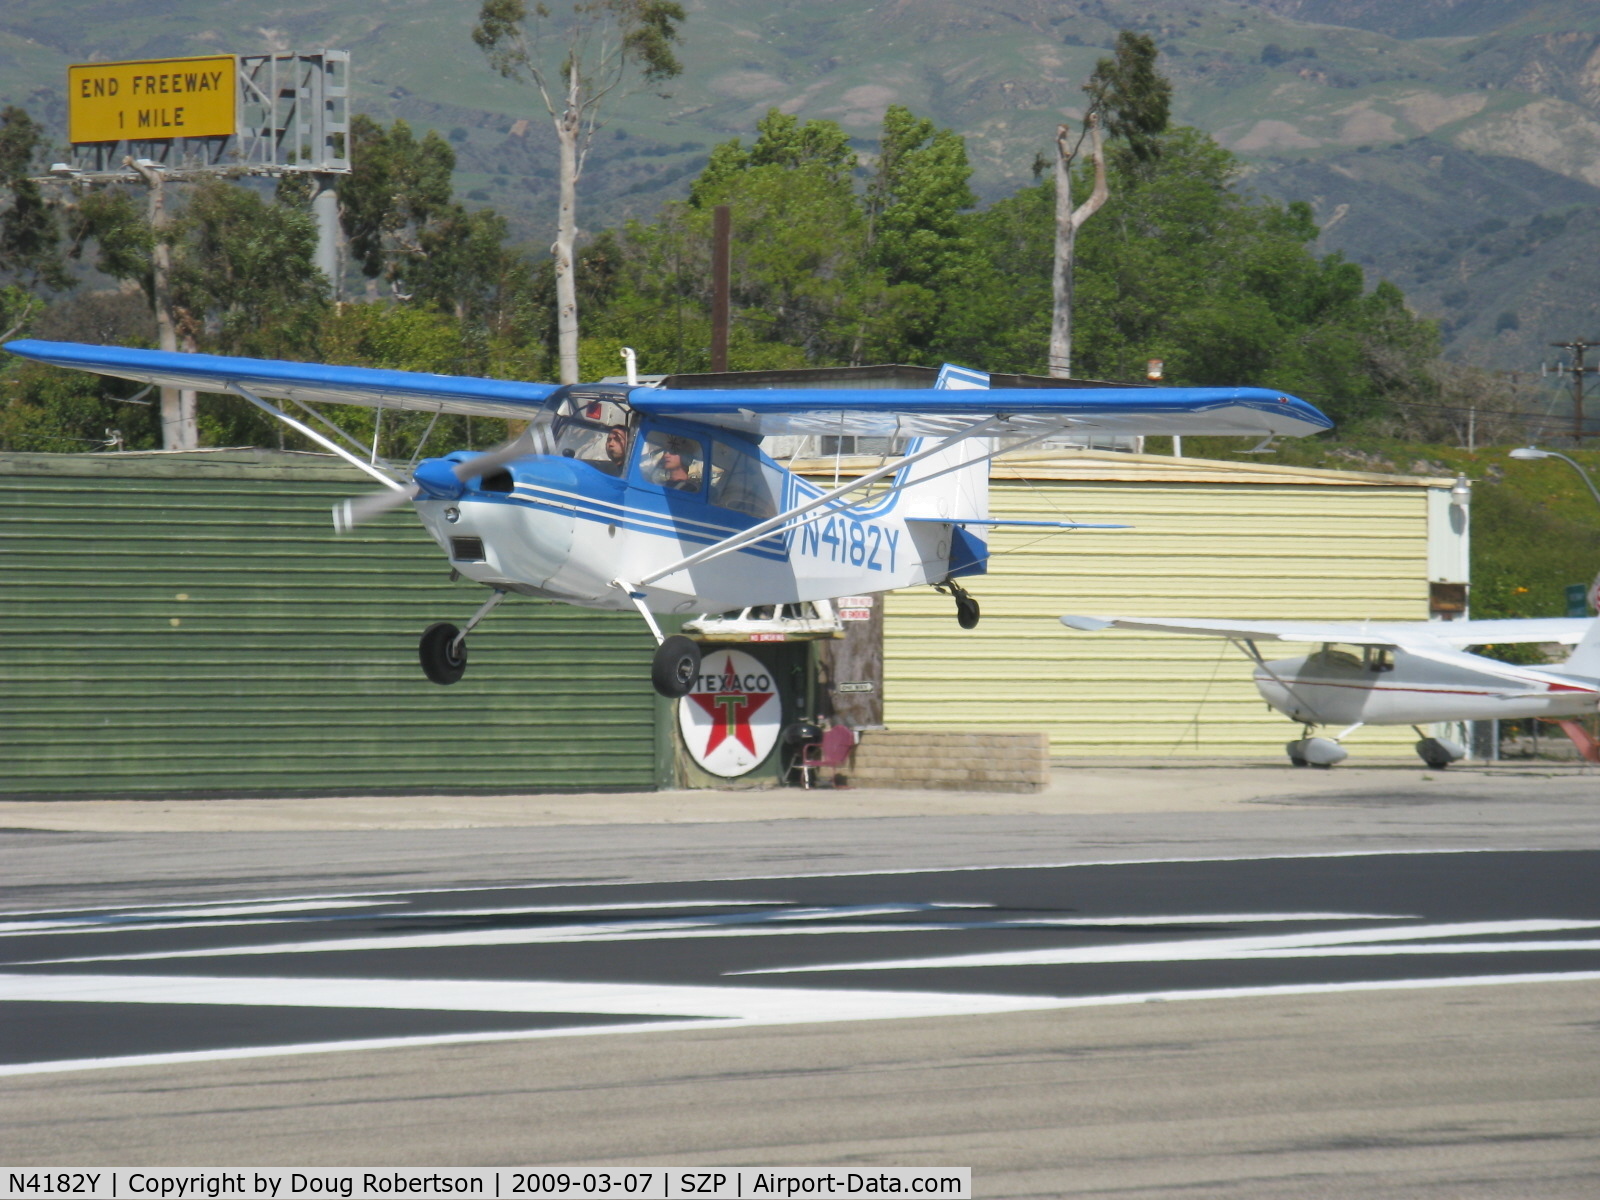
630 385 1333 439
1061 615 1596 649
4 339 561 418
8 340 1332 438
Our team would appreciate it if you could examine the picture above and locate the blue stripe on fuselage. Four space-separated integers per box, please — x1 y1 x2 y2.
493 484 791 562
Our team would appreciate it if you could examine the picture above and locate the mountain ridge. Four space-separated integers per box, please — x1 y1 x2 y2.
2 0 1597 368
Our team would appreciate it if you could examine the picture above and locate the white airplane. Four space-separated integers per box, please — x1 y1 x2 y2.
5 337 1332 697
1060 613 1600 766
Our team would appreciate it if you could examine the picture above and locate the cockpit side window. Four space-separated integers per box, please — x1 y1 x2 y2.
641 431 707 492
709 439 780 519
550 389 634 476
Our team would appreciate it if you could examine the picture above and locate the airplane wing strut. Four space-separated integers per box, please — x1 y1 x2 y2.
229 382 406 491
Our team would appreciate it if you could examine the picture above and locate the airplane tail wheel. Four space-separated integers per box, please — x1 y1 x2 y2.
652 635 702 698
419 621 467 685
956 594 980 630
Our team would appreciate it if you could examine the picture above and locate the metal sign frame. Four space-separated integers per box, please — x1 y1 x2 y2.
61 51 349 181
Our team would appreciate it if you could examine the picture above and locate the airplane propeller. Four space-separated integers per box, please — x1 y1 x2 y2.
332 426 541 534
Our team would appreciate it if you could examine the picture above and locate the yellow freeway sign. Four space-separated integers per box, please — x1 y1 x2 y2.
68 55 236 143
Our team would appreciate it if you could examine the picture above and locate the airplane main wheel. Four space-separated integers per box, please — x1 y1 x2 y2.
956 595 980 630
652 635 702 698
419 622 467 685
1415 737 1461 770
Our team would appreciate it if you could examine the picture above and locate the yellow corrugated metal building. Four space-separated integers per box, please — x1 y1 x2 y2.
873 450 1466 760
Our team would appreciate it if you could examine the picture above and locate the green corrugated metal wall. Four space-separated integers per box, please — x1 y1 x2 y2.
883 465 1445 759
1 452 662 797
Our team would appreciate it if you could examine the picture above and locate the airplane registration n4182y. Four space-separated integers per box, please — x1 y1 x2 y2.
1061 613 1600 766
6 338 1331 696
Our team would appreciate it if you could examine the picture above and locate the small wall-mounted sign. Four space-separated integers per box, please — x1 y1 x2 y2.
835 682 875 694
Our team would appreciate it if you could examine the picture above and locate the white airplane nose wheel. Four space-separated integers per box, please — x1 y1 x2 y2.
652 635 702 698
419 621 468 685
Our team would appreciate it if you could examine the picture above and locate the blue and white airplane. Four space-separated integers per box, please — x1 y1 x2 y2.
6 339 1332 696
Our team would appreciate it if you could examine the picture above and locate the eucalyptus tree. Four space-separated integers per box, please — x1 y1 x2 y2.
1050 30 1170 377
473 0 685 383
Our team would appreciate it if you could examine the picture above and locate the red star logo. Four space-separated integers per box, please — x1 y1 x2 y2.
688 655 774 755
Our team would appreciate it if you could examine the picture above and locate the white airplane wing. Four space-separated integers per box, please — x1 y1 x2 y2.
1061 615 1596 649
1061 615 1407 644
5 339 561 418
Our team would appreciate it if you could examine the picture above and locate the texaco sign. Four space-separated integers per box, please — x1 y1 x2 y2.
678 649 782 777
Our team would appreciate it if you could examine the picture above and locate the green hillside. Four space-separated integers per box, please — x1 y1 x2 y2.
3 0 1600 369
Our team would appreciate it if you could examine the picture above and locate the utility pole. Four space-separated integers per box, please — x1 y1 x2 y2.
1549 339 1600 442
710 205 730 373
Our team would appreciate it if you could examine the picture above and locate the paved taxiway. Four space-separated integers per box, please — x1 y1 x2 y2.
1 760 1597 1199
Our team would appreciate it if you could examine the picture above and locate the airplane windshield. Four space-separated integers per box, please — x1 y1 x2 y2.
550 389 634 476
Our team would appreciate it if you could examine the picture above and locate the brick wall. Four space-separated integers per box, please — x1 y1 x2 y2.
842 729 1049 793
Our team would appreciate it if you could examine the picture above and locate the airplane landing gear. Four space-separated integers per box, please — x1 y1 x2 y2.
651 635 703 698
1413 727 1466 769
1285 734 1347 768
936 581 980 629
611 580 703 698
419 622 467 685
418 588 506 686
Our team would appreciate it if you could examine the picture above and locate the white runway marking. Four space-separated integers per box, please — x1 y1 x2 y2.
0 898 798 940
741 919 1600 973
3 970 1597 1079
0 971 1070 1021
26 909 1415 965
0 900 388 934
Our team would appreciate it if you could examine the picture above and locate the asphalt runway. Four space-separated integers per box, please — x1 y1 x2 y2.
2 764 1598 1198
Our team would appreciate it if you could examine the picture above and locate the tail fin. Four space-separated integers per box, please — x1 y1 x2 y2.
894 363 992 523
1560 617 1600 678
893 364 992 579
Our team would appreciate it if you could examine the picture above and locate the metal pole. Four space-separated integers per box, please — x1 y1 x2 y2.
312 174 341 299
1543 450 1600 512
1574 342 1585 443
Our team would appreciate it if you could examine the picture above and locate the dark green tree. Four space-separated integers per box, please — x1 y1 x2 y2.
1085 31 1173 163
0 106 71 340
864 105 977 359
70 175 327 447
616 111 920 369
339 116 458 293
690 109 857 206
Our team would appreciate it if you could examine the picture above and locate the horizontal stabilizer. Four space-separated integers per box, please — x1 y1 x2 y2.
908 518 1130 529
